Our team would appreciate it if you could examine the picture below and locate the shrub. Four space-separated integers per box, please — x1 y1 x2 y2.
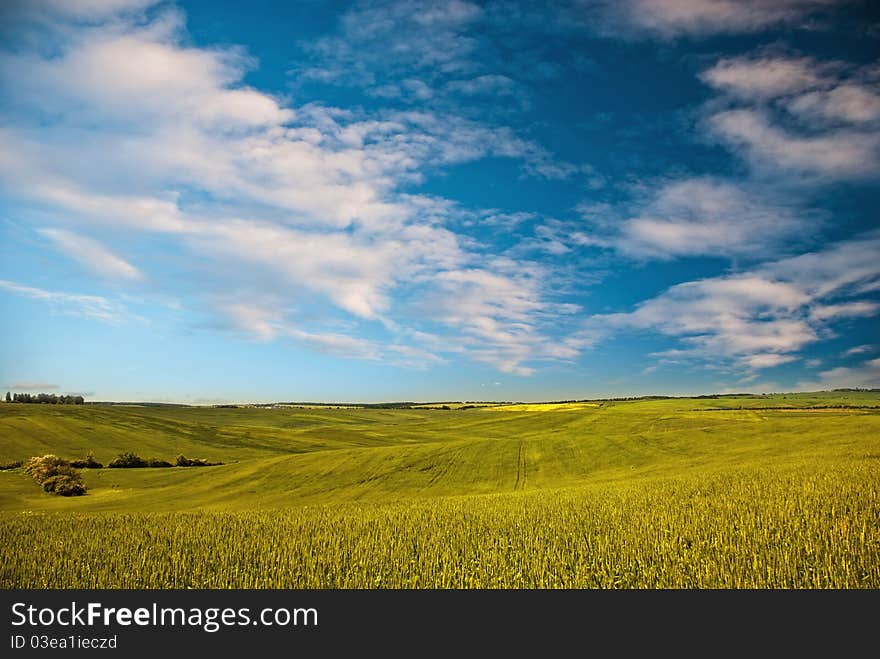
175 455 222 467
108 452 147 468
108 453 178 468
41 474 87 496
24 455 70 482
0 460 22 470
70 451 103 469
22 454 87 496
146 458 172 468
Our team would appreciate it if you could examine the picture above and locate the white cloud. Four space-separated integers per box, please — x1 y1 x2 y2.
191 220 403 320
287 328 382 361
447 74 517 95
1 12 571 235
419 265 587 375
798 358 880 390
16 0 157 20
741 353 798 369
701 55 825 100
307 0 483 79
40 228 142 281
294 1 585 177
843 344 875 357
0 279 134 325
699 54 880 181
401 78 434 100
583 178 811 259
411 0 482 26
809 301 880 321
220 302 283 342
788 83 880 125
698 55 880 127
606 0 841 38
709 108 880 179
760 232 880 297
3 10 293 130
584 233 880 372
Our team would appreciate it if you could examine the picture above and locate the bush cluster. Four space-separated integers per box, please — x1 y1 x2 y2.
147 458 173 468
107 452 147 468
70 452 103 469
12 452 222 477
108 452 218 468
108 452 172 468
175 455 222 467
22 455 87 497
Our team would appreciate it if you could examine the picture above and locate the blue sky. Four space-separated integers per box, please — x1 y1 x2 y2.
1 0 879 403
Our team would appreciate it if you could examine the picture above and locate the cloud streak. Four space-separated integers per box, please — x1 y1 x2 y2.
583 233 880 372
600 0 845 38
40 229 142 281
0 280 135 325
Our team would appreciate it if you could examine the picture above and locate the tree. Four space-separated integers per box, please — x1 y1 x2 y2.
4 391 10 403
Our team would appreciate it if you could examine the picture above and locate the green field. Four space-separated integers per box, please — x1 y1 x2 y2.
1 392 878 588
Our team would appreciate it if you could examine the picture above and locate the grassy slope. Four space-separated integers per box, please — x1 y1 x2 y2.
1 392 878 512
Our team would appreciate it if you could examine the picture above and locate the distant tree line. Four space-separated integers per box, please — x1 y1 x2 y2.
107 452 222 468
5 392 84 404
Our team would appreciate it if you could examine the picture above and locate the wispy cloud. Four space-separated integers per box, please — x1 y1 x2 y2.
291 0 582 179
298 0 483 84
15 0 156 20
417 265 587 375
579 177 813 259
0 280 134 325
447 74 517 95
809 301 880 321
587 275 815 370
798 358 880 390
844 344 875 357
40 228 142 281
599 0 845 39
221 300 445 368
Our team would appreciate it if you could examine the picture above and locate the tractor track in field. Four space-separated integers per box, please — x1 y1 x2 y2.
514 441 526 491
426 446 465 486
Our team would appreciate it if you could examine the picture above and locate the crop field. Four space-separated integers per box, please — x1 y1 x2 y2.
1 391 878 588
